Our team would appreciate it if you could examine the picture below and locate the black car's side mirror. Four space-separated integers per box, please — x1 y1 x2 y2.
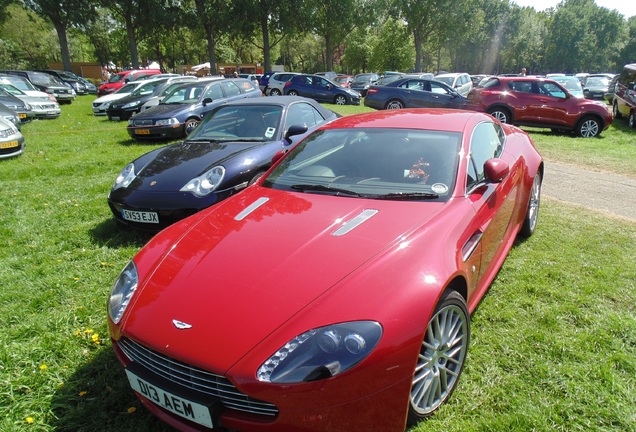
202 98 213 106
285 124 308 142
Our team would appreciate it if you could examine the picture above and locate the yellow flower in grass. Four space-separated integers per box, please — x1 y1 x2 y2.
39 364 47 371
79 391 87 397
127 407 136 414
26 417 34 424
91 333 100 345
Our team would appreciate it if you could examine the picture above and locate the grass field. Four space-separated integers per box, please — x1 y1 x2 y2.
1 96 634 432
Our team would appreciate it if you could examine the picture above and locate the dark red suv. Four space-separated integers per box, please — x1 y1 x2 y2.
468 76 613 137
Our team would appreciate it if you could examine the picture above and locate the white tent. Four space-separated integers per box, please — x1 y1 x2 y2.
191 62 211 71
147 61 160 70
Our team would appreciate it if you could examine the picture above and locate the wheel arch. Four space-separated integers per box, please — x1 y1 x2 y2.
486 104 514 121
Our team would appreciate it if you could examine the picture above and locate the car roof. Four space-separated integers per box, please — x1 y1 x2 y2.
223 96 336 119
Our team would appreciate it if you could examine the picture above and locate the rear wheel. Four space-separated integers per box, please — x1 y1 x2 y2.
385 99 404 109
487 107 511 123
270 88 281 96
519 171 542 238
613 101 622 119
334 94 348 105
408 291 469 425
287 90 299 96
576 116 601 137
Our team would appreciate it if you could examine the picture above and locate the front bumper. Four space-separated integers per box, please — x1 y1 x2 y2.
126 123 186 140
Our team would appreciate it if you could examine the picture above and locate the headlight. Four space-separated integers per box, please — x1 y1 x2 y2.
155 118 179 126
123 100 141 109
180 166 225 197
112 163 137 190
257 321 382 383
24 103 32 110
108 260 139 324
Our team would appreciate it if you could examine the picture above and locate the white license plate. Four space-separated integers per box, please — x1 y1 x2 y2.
111 116 120 121
126 370 214 428
122 209 159 224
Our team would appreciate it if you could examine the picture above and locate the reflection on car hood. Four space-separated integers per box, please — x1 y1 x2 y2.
132 101 195 119
123 186 445 372
133 140 269 190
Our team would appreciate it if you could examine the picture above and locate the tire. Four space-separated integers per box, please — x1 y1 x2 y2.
408 291 469 425
184 118 200 135
519 171 542 238
629 112 635 129
270 88 281 96
385 99 404 110
248 170 266 186
613 101 622 119
334 94 348 105
287 90 299 96
576 116 601 138
487 107 511 123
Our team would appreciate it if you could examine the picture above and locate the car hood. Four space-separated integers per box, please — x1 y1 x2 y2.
95 92 131 104
133 140 272 190
133 102 194 119
122 186 445 372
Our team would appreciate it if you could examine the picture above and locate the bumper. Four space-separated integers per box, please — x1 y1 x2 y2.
126 124 186 140
0 135 25 159
107 108 138 121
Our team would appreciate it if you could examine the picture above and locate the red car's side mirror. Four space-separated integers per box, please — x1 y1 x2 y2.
484 158 509 182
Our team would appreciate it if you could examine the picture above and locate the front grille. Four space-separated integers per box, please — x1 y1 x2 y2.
132 119 154 126
118 338 278 417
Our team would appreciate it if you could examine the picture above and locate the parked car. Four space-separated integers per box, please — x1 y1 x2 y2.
583 75 611 100
350 73 379 96
35 69 88 95
97 69 162 96
284 74 361 105
604 75 619 105
612 63 636 129
265 72 300 96
315 71 338 80
109 96 338 230
0 103 22 130
364 77 469 110
92 81 147 116
238 73 260 88
0 87 34 123
0 83 60 119
0 70 75 103
138 76 200 112
434 72 473 97
126 78 262 140
0 116 25 159
551 75 584 98
335 75 353 88
77 76 98 94
107 108 543 432
106 76 193 121
0 74 58 101
468 76 612 137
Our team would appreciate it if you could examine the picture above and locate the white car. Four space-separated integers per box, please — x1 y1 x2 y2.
139 75 201 112
434 72 473 97
0 75 57 102
91 81 147 115
0 117 25 159
265 72 300 96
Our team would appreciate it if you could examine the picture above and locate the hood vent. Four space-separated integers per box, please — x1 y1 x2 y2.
332 209 379 237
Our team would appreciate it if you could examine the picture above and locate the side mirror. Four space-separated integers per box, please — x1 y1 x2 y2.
484 158 509 183
628 82 635 91
284 124 308 142
202 97 213 106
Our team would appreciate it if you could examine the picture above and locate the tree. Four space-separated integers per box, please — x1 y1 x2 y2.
369 18 413 72
193 0 233 74
21 0 96 71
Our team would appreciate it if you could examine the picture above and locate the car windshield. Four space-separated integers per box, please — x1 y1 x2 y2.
263 128 461 201
554 78 582 91
352 75 375 84
434 76 455 86
1 76 37 91
586 77 609 86
109 73 127 83
0 83 25 96
377 75 404 85
162 84 204 104
114 82 139 94
28 72 60 86
187 105 283 142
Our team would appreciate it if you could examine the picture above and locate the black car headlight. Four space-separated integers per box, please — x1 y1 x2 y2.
108 260 138 324
123 100 142 109
257 321 382 383
112 163 137 190
180 166 225 197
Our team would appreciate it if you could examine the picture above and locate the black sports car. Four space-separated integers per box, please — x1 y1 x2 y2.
108 96 339 230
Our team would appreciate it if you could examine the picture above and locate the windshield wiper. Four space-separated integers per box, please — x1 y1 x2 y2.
291 184 363 197
370 192 439 200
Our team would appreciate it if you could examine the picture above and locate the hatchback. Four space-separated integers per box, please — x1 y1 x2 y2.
612 63 636 128
284 74 361 105
265 72 300 96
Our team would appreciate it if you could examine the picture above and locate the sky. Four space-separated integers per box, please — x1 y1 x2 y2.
511 0 636 18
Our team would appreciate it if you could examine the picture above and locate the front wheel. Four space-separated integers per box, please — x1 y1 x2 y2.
270 88 281 96
334 94 348 105
287 89 299 96
519 171 542 238
184 118 200 135
487 107 511 123
613 101 622 119
385 99 404 110
408 291 469 425
629 112 635 129
576 116 601 137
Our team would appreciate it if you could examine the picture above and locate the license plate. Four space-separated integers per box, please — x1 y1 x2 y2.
122 209 159 224
126 370 214 428
135 129 151 135
18 113 27 119
110 116 120 121
0 140 18 149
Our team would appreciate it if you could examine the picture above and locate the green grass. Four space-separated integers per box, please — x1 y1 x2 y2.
0 97 634 431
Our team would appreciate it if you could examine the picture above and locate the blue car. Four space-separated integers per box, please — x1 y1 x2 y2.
364 77 469 110
109 96 339 230
284 74 361 105
126 78 262 140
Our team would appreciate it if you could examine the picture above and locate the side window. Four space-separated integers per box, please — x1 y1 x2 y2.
203 83 223 100
541 82 566 98
509 81 533 93
430 81 449 94
286 102 323 129
221 81 241 97
467 122 504 192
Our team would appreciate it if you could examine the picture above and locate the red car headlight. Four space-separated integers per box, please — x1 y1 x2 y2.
257 321 382 384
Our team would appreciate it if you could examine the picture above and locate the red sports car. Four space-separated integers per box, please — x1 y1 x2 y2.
108 109 543 432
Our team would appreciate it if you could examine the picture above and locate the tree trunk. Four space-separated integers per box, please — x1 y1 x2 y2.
125 13 139 68
204 23 217 75
325 33 333 71
260 3 270 71
52 20 72 71
413 30 423 73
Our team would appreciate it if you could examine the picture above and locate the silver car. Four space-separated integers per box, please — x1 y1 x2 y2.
0 83 60 119
265 72 300 96
0 116 25 159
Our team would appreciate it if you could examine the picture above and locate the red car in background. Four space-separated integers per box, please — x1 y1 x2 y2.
335 74 353 87
108 109 543 432
468 76 612 137
97 69 162 96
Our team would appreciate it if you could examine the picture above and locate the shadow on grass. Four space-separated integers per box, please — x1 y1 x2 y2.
90 218 154 249
50 348 174 432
